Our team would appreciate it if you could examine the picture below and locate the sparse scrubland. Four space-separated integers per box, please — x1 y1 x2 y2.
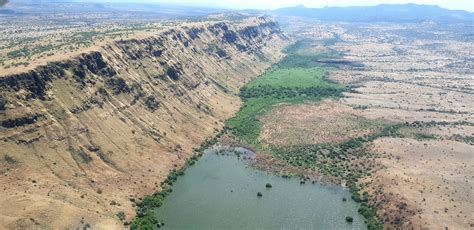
1 2 472 229
225 40 387 229
225 19 473 229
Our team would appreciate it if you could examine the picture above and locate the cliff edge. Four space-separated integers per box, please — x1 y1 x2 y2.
0 16 288 229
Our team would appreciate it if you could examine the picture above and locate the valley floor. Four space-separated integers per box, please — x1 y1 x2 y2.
224 20 473 229
1 12 472 230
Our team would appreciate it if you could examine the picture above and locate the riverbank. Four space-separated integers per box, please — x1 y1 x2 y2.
130 39 383 229
155 148 366 229
223 39 386 229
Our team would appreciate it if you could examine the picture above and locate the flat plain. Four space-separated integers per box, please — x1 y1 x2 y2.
258 19 474 229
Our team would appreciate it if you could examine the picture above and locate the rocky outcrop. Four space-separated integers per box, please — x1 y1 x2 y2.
0 16 288 229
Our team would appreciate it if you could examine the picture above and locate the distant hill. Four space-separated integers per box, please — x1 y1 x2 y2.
1 0 224 16
273 4 474 23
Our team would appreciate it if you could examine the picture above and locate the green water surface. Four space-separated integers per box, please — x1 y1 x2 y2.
155 150 366 230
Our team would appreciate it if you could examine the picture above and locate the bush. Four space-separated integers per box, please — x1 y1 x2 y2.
166 68 180 80
358 203 383 230
145 96 159 112
3 154 17 164
345 216 354 222
130 210 159 230
105 77 130 94
116 211 126 221
138 196 163 213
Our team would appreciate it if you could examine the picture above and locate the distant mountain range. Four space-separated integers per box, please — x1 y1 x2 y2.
272 4 474 23
2 1 473 23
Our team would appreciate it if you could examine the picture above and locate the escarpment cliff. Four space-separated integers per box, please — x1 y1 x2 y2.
0 16 288 229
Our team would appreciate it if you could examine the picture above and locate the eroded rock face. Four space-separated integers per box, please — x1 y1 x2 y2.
0 16 289 229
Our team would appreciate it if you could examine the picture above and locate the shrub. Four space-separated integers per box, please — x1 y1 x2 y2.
166 68 180 80
145 96 159 112
358 203 383 230
116 211 126 221
138 196 163 212
3 154 17 164
105 77 130 94
130 210 159 230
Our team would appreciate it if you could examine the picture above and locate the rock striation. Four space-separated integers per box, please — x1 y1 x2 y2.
0 16 288 229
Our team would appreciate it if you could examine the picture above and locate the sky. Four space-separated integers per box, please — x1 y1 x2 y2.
96 0 474 12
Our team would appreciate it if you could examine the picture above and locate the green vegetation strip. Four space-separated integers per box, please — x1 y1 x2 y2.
225 40 389 229
129 132 223 229
225 38 465 228
130 40 461 229
226 43 345 144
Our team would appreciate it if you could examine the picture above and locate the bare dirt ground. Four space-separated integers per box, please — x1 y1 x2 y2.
369 138 473 229
262 19 474 228
259 99 383 146
325 22 474 229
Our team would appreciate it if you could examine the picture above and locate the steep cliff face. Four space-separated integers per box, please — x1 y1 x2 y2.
0 16 288 229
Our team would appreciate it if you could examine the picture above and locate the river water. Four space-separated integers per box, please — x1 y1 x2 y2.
155 149 366 229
